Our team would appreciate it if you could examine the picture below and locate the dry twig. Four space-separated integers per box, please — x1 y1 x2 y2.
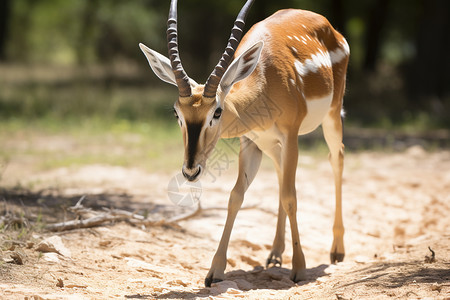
46 196 202 232
424 246 436 263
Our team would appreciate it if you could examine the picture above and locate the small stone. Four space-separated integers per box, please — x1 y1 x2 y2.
35 236 71 258
56 278 64 288
5 251 24 265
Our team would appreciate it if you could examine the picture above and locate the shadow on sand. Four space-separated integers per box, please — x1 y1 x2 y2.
148 264 330 299
1 188 333 299
0 188 194 227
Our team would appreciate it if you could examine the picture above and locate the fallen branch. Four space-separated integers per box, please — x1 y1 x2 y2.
46 213 126 232
104 207 145 221
46 196 202 232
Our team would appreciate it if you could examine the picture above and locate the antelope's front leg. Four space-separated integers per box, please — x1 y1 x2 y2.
205 137 262 287
280 131 306 283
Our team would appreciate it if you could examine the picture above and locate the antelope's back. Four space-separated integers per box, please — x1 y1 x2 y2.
237 9 349 102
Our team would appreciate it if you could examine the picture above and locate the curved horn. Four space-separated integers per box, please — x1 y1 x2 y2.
167 0 191 97
203 0 255 98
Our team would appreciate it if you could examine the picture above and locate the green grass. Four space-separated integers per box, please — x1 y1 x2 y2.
0 63 191 173
0 63 446 179
0 117 185 174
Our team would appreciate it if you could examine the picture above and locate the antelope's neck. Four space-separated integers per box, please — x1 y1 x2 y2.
220 75 273 139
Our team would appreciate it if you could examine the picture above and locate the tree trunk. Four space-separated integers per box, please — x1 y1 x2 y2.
330 0 346 36
410 0 450 109
0 0 11 61
77 0 99 65
363 0 390 72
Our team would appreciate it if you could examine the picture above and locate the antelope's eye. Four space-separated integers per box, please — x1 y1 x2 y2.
213 107 223 119
173 109 179 119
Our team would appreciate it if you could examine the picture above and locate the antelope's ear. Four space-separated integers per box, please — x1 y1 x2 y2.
219 41 263 94
139 43 177 86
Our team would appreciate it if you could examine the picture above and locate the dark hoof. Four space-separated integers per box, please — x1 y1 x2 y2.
330 252 345 264
266 257 282 268
291 269 307 283
205 277 223 288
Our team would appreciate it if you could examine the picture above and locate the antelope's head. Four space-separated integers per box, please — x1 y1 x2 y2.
140 0 263 182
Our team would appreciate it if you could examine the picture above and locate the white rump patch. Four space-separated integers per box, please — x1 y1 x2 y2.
294 50 331 78
299 94 333 135
330 40 350 64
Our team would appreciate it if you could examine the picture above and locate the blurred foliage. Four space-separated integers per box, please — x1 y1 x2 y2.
0 0 449 129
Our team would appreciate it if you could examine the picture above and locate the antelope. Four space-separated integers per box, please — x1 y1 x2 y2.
139 0 349 287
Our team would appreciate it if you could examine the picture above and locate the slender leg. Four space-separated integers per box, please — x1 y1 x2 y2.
266 147 287 268
205 137 263 287
279 130 306 282
266 197 286 267
322 112 345 263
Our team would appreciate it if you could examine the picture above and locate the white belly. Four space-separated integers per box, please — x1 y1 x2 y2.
298 94 333 135
243 93 333 153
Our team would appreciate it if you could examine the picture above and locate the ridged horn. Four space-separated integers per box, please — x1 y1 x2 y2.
167 0 192 97
203 0 255 98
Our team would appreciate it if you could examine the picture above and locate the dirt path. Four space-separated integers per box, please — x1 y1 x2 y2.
1 146 449 299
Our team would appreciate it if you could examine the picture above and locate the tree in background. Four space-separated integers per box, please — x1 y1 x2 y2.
0 0 11 61
0 0 448 127
407 0 450 117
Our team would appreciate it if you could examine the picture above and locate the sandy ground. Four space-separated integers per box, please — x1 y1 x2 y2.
1 143 450 299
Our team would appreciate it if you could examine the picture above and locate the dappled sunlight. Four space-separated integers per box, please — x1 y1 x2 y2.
1 0 449 298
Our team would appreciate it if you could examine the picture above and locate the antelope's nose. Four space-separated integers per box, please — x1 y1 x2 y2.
182 165 202 182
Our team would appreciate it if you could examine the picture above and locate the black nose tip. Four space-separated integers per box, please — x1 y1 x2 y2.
182 166 202 181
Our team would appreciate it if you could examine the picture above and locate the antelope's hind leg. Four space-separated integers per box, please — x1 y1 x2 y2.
205 137 263 287
322 112 345 263
265 146 287 268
